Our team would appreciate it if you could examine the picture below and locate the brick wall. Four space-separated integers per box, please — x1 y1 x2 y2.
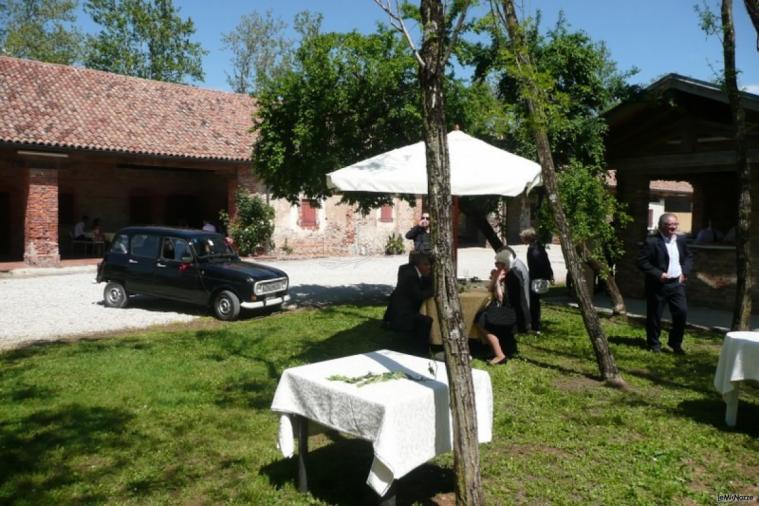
24 167 60 266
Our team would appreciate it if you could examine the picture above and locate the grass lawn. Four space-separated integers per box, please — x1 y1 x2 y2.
1 303 758 505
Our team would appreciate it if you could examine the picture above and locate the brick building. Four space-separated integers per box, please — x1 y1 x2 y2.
607 74 759 311
0 56 417 265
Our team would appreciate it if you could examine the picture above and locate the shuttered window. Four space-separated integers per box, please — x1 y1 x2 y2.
380 204 393 222
300 199 318 228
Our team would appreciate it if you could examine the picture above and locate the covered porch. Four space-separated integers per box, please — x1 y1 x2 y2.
0 144 247 265
607 74 759 312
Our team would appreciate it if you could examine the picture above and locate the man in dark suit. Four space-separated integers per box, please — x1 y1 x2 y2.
383 252 434 355
637 213 693 354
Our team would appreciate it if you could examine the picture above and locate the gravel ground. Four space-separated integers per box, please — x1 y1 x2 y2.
0 246 565 350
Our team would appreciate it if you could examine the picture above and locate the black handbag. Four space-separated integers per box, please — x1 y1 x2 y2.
483 300 516 327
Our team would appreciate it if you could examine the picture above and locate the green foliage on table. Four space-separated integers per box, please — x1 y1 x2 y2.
219 191 275 257
83 0 206 83
328 371 411 387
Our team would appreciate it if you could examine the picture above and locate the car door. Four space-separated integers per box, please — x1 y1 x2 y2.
152 236 205 303
127 233 161 295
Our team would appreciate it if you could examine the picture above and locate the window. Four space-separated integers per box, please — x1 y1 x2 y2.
300 199 318 229
380 204 393 223
130 234 159 258
190 236 234 259
160 237 190 262
110 234 129 254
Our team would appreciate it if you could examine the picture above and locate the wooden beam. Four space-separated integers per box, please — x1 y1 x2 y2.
612 149 759 174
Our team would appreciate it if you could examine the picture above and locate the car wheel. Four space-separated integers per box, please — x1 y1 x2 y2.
213 290 240 321
104 281 128 308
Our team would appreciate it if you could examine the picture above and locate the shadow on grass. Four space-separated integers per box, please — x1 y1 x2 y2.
676 398 759 439
607 334 649 350
0 404 139 504
261 433 455 505
287 283 392 308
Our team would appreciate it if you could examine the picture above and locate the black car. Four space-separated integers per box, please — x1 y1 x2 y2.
96 226 290 321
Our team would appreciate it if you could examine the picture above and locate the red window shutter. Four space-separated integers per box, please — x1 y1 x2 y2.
301 199 317 228
380 204 393 222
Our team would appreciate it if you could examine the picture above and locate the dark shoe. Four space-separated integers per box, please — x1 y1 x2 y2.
649 346 662 353
670 345 686 355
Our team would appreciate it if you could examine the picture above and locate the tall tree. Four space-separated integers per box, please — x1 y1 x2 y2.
375 1 484 503
496 0 623 385
464 12 636 314
252 25 491 213
722 0 753 329
697 0 753 329
221 10 295 94
84 0 205 83
0 0 83 64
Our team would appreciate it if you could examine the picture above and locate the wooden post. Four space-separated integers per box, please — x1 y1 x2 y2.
297 415 308 493
452 195 459 278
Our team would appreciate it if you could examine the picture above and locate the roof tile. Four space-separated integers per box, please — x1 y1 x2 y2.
0 56 255 161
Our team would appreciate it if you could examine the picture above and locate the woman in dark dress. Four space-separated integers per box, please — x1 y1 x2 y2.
520 228 554 334
476 248 528 364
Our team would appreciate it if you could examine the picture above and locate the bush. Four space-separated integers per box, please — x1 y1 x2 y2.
220 191 275 256
384 233 405 255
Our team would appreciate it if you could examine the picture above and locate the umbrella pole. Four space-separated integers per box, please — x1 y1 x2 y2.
453 196 459 279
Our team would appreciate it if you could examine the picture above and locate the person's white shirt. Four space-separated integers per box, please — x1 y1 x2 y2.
661 232 682 279
202 222 216 232
73 220 85 238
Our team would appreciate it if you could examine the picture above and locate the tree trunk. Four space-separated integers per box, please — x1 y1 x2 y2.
584 252 626 315
500 0 624 385
459 199 505 250
722 0 753 330
419 1 484 504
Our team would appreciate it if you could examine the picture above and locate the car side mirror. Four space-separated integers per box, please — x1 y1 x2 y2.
180 254 193 263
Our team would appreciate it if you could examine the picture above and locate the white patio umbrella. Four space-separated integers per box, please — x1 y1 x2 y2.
326 130 542 196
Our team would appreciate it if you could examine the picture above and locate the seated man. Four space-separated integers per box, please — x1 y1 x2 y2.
383 252 434 356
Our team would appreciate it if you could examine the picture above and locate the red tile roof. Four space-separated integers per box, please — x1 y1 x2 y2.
606 170 693 194
0 56 255 161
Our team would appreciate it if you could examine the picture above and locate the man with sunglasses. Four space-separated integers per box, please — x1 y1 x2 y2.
405 212 432 253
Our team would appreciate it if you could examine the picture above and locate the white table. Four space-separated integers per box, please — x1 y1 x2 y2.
271 349 493 502
713 331 759 427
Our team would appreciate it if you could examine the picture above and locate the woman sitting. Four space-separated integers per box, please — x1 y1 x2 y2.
477 248 529 365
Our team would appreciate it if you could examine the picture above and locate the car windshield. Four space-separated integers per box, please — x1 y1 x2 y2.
190 235 236 260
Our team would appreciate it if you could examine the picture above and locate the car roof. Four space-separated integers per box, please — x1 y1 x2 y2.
116 226 221 239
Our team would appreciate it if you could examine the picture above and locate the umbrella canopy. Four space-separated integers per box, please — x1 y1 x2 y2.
326 130 542 196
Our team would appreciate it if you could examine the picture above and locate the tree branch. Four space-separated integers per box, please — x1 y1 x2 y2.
442 2 471 63
373 0 425 67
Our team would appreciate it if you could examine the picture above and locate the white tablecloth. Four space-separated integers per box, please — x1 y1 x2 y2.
713 331 759 427
271 349 493 496
714 331 759 395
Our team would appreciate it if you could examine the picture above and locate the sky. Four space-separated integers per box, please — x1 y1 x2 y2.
79 0 759 93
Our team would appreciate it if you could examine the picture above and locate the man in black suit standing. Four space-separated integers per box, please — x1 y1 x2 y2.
637 213 693 354
383 252 434 355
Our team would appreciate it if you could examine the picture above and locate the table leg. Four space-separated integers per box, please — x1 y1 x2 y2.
378 481 396 506
297 415 309 492
724 388 739 427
